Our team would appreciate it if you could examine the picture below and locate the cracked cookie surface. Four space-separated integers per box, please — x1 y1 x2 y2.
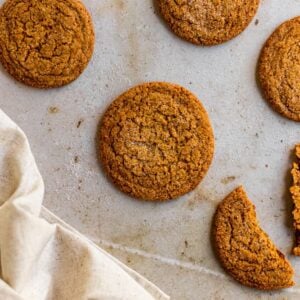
258 17 300 121
0 0 94 88
291 144 300 255
157 0 259 45
214 186 294 290
99 82 214 201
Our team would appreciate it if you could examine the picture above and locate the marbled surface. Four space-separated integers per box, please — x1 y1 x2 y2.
0 0 300 299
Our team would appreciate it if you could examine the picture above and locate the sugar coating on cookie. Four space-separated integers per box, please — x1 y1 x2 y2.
157 0 260 45
0 0 94 88
214 186 294 290
258 17 300 121
291 144 300 255
99 82 214 201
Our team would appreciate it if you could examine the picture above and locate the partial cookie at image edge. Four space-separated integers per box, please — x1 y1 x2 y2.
0 0 95 88
291 144 300 255
213 186 294 290
258 17 300 121
157 0 260 45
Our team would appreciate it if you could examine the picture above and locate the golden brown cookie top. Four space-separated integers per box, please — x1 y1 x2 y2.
0 0 94 88
99 82 214 201
157 0 260 45
214 186 294 290
258 17 300 121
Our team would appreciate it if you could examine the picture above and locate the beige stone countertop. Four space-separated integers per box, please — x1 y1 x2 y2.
0 0 300 299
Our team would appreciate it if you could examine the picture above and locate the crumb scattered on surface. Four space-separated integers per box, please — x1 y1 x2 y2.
48 106 59 114
74 156 79 163
221 176 236 184
78 179 83 190
77 119 84 128
255 19 259 25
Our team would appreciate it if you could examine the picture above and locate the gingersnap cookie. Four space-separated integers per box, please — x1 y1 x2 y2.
258 17 300 121
157 0 260 45
214 186 294 290
99 82 214 201
290 144 300 255
0 0 94 88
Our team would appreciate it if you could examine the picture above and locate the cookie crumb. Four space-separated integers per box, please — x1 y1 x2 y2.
255 19 259 26
48 106 59 114
74 156 79 163
77 119 84 128
221 176 236 184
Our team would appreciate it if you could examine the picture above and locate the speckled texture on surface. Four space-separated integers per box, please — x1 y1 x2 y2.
0 0 300 299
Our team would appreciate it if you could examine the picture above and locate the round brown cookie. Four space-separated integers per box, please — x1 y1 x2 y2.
0 0 94 88
214 186 294 290
157 0 260 45
99 82 214 201
258 17 300 121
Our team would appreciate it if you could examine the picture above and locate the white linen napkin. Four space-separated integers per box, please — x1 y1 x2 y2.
0 109 169 300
